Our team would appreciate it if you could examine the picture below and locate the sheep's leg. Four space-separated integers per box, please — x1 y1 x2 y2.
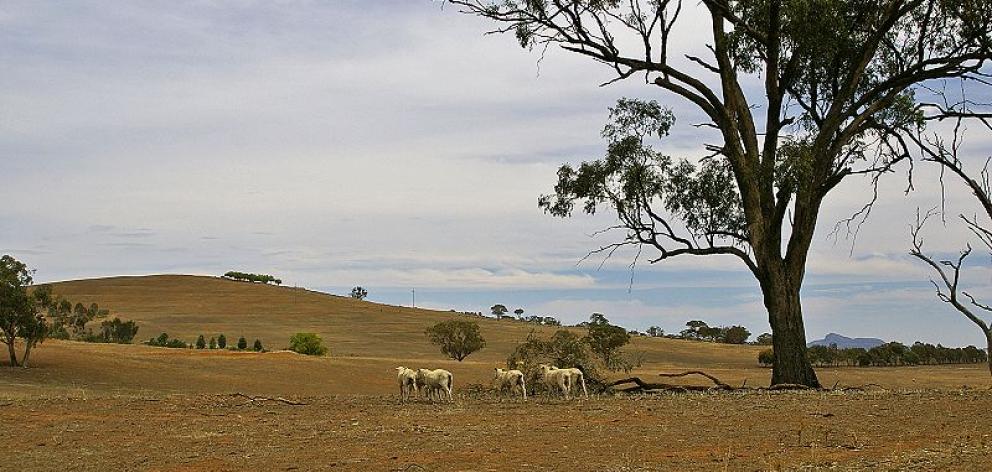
521 379 527 401
580 375 588 398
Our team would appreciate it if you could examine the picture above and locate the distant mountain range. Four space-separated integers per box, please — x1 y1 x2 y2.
807 333 885 350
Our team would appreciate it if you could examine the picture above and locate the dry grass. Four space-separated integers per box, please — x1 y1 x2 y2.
3 274 991 471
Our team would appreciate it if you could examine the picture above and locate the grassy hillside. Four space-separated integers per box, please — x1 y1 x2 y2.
46 274 763 367
2 274 985 397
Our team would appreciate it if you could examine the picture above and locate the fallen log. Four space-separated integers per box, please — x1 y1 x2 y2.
230 393 308 406
608 377 720 393
658 370 733 390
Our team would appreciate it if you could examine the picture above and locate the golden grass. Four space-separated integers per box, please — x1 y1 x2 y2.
0 274 983 397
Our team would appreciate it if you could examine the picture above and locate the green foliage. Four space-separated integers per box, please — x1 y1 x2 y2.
679 320 751 344
217 334 227 349
196 335 206 349
805 342 988 367
758 349 775 367
490 304 508 318
0 255 52 367
646 326 664 337
98 318 139 344
538 98 746 242
147 333 186 349
755 333 774 345
223 271 281 285
209 337 217 349
289 332 328 356
237 336 247 350
425 320 486 361
762 342 989 368
522 315 561 326
350 286 368 300
582 313 632 371
507 329 602 393
721 325 752 344
253 339 263 352
69 302 109 337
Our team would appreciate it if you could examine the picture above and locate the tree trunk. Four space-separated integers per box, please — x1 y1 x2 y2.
21 341 33 369
761 272 821 388
986 330 991 379
5 340 19 367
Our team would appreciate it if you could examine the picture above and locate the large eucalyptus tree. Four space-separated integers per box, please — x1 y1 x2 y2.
450 0 992 386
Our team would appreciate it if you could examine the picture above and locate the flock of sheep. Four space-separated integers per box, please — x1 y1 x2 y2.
394 364 589 402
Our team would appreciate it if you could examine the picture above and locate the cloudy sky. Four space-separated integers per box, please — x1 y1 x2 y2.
3 1 992 346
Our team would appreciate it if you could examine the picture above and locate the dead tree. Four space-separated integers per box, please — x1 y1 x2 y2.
906 83 992 378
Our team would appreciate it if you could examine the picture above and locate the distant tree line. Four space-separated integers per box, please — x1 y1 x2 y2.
759 342 989 368
149 332 265 352
487 304 561 326
222 271 282 285
675 320 752 344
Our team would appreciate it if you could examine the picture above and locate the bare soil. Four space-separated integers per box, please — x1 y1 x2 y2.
1 390 990 471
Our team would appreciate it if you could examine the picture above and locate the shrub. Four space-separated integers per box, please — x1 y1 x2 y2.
196 335 206 349
218 334 227 349
148 332 186 349
758 349 774 366
508 329 602 394
583 313 631 372
237 336 247 350
99 318 139 344
350 286 368 300
425 320 486 361
253 339 263 352
289 332 328 356
48 324 70 340
223 271 280 285
209 337 217 349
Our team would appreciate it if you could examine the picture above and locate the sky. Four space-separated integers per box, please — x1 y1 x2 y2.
2 1 992 347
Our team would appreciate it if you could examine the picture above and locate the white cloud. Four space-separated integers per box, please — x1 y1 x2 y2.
2 1 991 346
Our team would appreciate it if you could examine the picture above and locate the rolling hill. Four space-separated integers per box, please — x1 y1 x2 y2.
8 274 979 397
45 274 762 367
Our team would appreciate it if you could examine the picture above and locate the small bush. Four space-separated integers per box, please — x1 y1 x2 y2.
218 334 227 349
196 335 206 349
147 332 187 349
253 339 263 352
237 336 247 350
508 329 602 394
99 318 139 343
209 337 217 349
48 324 70 340
289 333 328 356
758 349 774 366
425 320 486 361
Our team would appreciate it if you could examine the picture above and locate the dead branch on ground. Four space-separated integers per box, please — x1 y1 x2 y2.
229 393 308 406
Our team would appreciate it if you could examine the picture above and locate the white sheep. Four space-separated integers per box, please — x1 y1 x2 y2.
538 364 572 398
493 367 527 400
553 365 589 398
395 366 419 402
416 368 454 403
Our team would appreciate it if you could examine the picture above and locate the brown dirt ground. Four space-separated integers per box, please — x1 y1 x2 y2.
1 391 990 471
2 275 991 470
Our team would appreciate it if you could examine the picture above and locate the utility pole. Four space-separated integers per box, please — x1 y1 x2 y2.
412 288 416 308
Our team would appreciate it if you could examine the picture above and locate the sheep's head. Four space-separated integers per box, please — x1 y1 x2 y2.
395 366 406 373
493 368 504 378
